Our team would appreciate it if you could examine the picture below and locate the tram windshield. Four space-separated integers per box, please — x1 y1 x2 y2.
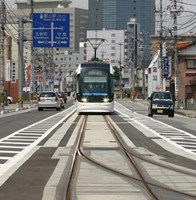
83 76 108 96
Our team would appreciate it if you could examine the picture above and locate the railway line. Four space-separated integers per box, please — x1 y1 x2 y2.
0 100 195 200
65 114 196 200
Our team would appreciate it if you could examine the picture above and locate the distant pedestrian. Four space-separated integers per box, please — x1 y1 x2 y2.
131 90 136 101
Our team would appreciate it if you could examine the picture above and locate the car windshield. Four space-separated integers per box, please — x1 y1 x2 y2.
153 92 172 100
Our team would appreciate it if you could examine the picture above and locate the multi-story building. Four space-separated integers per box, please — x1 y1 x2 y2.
4 0 88 99
87 30 125 66
54 42 87 93
148 35 196 109
88 0 155 66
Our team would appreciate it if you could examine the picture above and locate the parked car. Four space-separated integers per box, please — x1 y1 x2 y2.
7 96 13 104
37 91 61 111
148 91 175 117
58 92 67 103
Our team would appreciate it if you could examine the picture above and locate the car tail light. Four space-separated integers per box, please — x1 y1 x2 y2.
55 96 58 102
38 97 40 102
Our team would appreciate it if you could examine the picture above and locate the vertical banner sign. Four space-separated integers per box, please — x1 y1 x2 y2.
11 62 16 83
163 56 169 78
6 60 11 81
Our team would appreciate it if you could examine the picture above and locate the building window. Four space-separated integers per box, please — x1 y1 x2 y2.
111 46 116 50
187 59 196 69
111 40 116 43
111 33 116 37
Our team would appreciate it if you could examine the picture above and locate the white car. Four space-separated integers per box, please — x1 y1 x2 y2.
7 96 13 104
37 91 61 111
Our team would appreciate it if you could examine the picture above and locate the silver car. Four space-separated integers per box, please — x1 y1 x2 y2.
37 91 61 111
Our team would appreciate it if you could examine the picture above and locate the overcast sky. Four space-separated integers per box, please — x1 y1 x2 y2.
69 0 196 34
7 0 195 34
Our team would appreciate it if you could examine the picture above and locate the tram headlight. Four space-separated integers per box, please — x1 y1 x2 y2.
81 97 88 102
103 97 109 103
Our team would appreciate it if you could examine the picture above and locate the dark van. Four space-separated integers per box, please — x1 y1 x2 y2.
148 91 175 117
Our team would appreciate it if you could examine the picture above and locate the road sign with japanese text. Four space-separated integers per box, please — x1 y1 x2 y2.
33 13 70 48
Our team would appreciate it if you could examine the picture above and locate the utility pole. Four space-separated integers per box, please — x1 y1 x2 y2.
0 0 5 113
17 17 24 110
6 36 12 98
174 0 178 107
28 0 34 104
139 32 145 99
159 0 164 91
118 42 123 98
170 0 180 108
118 43 123 67
127 18 137 100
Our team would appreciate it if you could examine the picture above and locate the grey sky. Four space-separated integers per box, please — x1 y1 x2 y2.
155 0 196 35
69 0 196 34
8 0 195 34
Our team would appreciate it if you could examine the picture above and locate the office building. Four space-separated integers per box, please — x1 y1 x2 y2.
88 0 155 66
4 0 88 98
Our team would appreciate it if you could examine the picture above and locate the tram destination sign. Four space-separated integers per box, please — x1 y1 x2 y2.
33 13 70 48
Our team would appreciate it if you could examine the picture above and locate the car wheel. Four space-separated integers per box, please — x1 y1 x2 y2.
168 113 174 117
8 100 12 104
38 107 43 111
148 109 153 117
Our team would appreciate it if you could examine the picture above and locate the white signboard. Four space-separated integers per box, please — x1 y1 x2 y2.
6 60 11 81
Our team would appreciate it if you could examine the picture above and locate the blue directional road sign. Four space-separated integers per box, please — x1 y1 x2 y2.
33 13 70 48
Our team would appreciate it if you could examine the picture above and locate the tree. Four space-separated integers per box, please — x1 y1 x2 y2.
113 66 120 80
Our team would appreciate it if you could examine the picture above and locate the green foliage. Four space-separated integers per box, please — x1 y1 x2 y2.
113 66 120 80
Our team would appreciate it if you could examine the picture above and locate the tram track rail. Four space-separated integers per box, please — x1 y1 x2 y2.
65 114 196 200
105 115 196 199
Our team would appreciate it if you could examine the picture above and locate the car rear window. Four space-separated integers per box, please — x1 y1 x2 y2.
40 92 56 97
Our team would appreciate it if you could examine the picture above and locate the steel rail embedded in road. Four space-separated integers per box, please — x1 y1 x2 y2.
65 114 196 200
105 115 196 200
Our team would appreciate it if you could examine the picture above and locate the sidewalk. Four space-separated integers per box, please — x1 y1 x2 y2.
0 102 37 115
135 99 196 118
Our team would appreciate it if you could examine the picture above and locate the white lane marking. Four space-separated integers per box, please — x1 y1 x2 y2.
115 102 196 155
0 106 76 180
